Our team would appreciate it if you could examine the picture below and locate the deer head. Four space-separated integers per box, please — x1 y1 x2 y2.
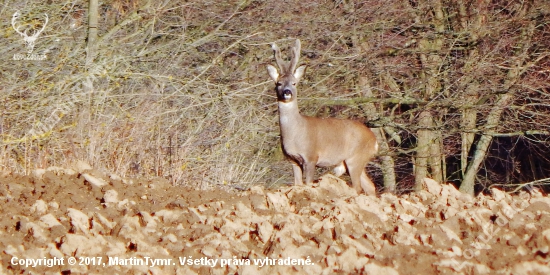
11 11 49 54
266 39 307 103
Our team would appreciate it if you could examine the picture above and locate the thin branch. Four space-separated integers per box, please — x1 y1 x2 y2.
489 177 550 193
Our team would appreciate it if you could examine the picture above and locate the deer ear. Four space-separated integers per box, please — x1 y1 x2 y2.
294 65 306 81
266 65 279 82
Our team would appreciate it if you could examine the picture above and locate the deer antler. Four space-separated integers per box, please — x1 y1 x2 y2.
272 43 286 73
289 39 301 73
272 39 302 74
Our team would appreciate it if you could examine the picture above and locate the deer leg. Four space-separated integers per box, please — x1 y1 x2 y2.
303 161 317 185
292 162 304 185
360 170 376 196
346 161 364 194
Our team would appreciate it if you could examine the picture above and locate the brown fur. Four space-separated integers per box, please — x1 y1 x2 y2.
266 39 378 195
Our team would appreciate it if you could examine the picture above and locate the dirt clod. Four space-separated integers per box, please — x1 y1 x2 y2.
0 171 548 274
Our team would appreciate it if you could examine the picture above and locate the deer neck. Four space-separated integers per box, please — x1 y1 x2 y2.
278 100 305 135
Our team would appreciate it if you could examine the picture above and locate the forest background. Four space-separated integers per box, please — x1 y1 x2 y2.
1 0 549 195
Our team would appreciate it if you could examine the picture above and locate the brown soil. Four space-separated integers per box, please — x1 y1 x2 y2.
1 167 549 275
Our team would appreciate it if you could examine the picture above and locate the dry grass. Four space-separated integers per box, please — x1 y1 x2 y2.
0 0 311 188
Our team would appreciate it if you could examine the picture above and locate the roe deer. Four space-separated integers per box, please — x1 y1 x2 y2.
266 39 378 195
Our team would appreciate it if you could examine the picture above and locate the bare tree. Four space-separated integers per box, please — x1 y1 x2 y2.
460 3 538 194
86 0 98 66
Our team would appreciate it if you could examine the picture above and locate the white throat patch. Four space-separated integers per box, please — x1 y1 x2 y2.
278 101 296 109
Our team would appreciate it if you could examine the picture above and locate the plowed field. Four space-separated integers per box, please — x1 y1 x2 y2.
1 165 549 274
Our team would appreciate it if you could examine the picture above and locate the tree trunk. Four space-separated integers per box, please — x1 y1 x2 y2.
359 76 397 193
86 0 99 67
460 94 513 195
461 84 478 178
415 110 432 190
428 127 443 183
460 19 535 195
413 0 445 189
457 0 485 179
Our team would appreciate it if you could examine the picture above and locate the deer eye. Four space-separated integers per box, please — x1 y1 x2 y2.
292 83 296 86
276 82 282 86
